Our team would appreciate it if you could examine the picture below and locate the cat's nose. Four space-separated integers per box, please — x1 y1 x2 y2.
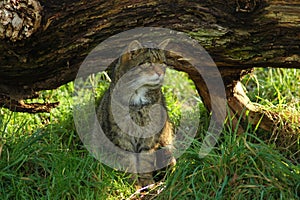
153 65 165 76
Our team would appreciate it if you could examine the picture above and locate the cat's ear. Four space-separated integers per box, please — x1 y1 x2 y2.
126 40 143 53
118 40 143 69
158 39 171 50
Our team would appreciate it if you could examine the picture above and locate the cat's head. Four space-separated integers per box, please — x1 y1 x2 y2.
125 62 166 105
113 39 170 82
112 40 170 105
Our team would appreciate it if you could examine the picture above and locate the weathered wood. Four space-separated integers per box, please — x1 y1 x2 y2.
0 0 299 135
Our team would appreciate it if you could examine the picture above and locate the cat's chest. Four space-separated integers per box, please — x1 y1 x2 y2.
129 106 152 126
111 106 163 152
113 128 159 152
130 87 149 105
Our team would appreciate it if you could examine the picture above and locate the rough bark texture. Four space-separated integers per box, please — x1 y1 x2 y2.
0 1 299 132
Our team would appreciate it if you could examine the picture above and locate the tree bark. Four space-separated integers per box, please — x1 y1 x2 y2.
0 0 299 133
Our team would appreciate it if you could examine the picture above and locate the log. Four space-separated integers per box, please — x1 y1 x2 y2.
0 0 299 133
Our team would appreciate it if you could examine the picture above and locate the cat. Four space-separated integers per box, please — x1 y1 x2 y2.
97 39 175 188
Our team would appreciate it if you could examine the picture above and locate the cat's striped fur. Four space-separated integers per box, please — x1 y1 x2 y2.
97 40 175 188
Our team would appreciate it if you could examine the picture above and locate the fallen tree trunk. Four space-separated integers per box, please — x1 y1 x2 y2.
0 0 299 134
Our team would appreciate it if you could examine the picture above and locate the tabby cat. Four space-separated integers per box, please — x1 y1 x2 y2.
97 40 175 188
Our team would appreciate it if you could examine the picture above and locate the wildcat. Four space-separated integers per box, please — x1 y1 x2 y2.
97 39 175 188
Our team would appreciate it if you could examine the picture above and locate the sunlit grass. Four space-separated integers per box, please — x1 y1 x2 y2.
242 68 300 163
0 68 299 199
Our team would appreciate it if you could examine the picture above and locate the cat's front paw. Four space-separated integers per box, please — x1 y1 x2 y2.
136 177 155 190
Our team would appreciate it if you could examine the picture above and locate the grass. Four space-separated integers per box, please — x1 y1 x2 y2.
242 68 300 163
0 68 299 199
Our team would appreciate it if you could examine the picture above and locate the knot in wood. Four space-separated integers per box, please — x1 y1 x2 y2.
0 0 42 42
235 0 259 13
